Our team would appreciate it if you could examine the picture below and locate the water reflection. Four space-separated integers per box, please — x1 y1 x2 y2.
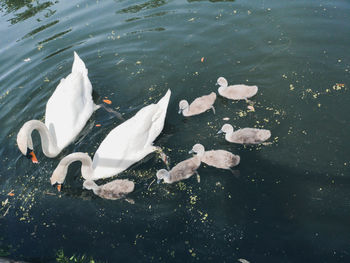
4 1 57 24
117 0 167 14
43 44 77 60
22 20 59 39
127 27 165 35
187 0 235 2
38 28 71 44
125 11 169 23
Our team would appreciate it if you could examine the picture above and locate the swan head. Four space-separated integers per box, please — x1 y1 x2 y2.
17 123 38 163
178 100 189 114
156 169 170 183
216 77 228 88
189 144 205 156
218 123 234 135
50 164 68 186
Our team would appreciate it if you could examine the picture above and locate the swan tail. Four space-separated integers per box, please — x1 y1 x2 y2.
151 89 171 122
157 89 171 110
72 51 88 75
145 90 171 145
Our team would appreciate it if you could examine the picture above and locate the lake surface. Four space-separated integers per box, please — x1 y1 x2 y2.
0 0 349 262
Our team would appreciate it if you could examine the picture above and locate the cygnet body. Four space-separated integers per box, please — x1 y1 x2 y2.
190 143 240 170
83 179 134 200
156 156 201 184
218 124 271 144
217 77 258 101
179 92 216 116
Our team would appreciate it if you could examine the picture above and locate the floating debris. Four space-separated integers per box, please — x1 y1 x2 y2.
2 198 8 206
333 83 345 90
44 192 56 196
3 206 10 217
247 105 255 112
103 99 112 104
125 198 135 204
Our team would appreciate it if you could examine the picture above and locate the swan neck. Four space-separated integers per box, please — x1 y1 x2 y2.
23 120 60 157
51 152 94 185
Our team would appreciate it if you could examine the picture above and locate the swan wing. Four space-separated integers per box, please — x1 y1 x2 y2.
91 104 160 180
145 89 171 146
45 71 94 150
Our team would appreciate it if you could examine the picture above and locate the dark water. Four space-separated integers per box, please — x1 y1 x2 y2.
1 0 350 262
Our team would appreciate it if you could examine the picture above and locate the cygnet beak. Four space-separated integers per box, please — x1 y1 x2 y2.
217 129 224 135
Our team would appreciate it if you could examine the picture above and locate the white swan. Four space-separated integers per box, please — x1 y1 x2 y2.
17 52 98 162
50 89 171 186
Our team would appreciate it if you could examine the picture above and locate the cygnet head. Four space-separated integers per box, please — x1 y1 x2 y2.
218 123 234 134
178 100 189 114
83 180 97 190
156 169 170 183
189 143 205 156
216 77 228 87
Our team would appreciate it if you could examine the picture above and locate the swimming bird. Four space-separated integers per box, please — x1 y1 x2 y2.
50 90 171 187
178 92 216 116
218 124 271 144
83 179 134 200
216 77 258 101
156 155 201 184
17 52 98 162
189 143 240 171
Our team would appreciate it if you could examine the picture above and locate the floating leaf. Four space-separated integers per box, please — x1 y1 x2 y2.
247 105 255 112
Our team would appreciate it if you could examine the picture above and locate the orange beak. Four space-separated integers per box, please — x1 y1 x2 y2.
29 151 38 163
56 184 62 192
